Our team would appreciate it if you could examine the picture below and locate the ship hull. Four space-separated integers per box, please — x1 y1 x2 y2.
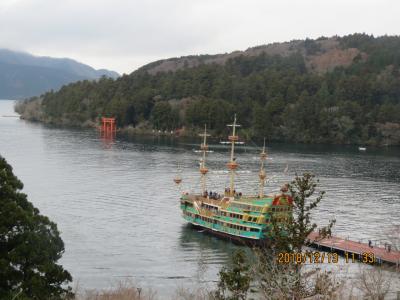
187 221 268 247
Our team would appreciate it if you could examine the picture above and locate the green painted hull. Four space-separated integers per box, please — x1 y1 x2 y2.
182 210 264 240
180 193 292 243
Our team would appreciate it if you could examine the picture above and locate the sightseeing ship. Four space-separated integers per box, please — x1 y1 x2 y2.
176 115 293 244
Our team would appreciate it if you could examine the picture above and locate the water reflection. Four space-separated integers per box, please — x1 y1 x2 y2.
100 130 116 149
179 224 242 256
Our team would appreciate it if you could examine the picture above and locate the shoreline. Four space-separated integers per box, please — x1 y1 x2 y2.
17 115 400 148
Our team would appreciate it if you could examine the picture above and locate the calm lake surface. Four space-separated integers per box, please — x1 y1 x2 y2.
1 100 399 296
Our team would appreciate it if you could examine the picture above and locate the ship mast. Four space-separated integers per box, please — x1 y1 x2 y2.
227 115 241 196
259 138 267 198
199 124 210 195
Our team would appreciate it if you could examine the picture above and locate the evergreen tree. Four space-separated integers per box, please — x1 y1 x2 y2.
214 250 251 300
151 101 174 130
256 173 335 298
271 173 335 253
0 156 73 299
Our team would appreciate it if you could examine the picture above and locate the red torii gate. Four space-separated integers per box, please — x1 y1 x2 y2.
101 117 116 133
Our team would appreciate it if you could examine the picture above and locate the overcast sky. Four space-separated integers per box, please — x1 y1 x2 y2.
0 0 398 74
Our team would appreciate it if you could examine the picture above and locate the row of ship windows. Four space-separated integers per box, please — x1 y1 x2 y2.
224 213 272 224
218 212 259 223
184 201 289 213
183 211 260 232
230 203 263 212
201 203 217 210
224 203 291 213
220 211 243 219
185 204 259 223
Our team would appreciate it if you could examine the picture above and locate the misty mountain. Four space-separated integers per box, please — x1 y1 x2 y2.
0 49 119 99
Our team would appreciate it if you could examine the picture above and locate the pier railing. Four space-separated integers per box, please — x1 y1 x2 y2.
307 232 400 267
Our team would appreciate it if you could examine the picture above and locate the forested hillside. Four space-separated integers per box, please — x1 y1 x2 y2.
16 34 400 145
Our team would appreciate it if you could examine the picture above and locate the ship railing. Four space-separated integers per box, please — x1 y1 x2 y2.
234 194 274 202
202 198 223 206
188 194 231 209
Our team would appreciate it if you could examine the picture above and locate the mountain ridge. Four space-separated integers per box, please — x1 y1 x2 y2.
138 36 366 75
0 49 119 99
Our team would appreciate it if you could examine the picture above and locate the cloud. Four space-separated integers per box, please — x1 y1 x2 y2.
0 0 398 73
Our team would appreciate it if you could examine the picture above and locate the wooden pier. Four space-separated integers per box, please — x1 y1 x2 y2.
308 232 400 266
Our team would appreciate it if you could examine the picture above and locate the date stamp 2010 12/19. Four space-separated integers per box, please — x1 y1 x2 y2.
277 252 376 265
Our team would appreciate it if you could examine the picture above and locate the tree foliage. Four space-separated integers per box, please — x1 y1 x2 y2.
0 156 73 299
272 173 335 253
255 173 336 299
214 250 251 300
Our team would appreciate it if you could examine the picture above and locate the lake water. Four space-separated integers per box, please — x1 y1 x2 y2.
0 100 399 297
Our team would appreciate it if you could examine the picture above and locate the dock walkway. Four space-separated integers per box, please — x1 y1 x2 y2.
308 232 400 266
